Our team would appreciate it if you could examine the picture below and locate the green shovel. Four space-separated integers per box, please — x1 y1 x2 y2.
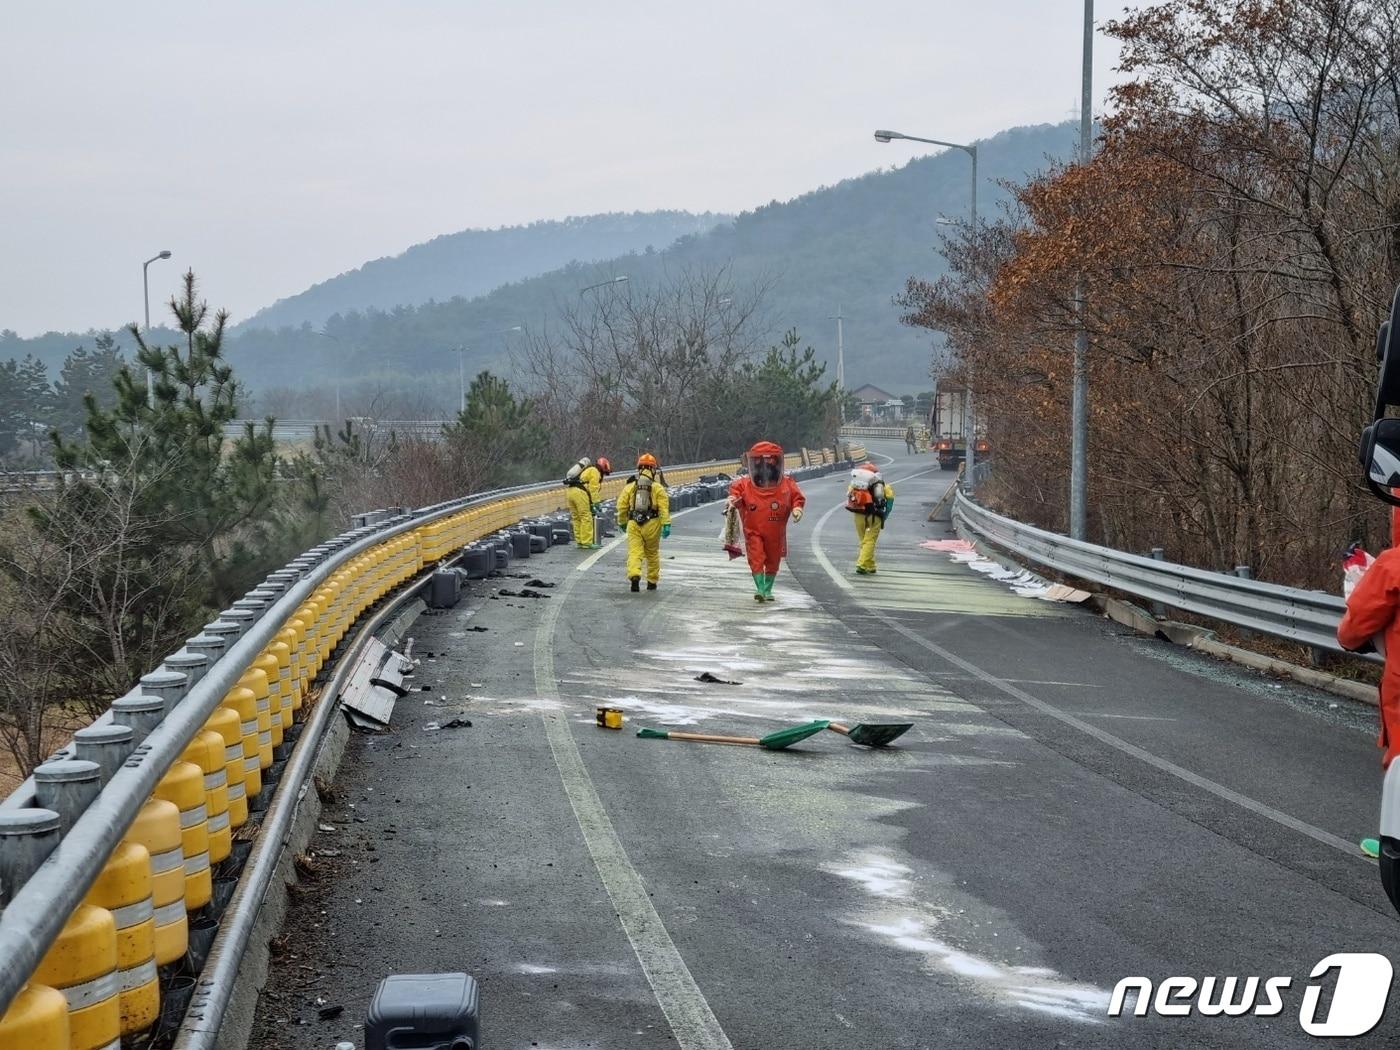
637 719 830 750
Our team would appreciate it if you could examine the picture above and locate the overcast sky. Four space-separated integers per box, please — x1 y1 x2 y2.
0 2 1140 336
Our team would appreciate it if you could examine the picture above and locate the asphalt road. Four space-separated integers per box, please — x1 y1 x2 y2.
251 441 1400 1049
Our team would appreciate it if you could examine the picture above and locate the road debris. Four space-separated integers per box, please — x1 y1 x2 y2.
695 671 742 685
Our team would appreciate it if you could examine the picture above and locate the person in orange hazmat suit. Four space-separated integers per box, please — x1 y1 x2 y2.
726 440 805 602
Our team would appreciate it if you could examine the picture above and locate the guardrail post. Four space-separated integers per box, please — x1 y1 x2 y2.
1150 548 1166 619
164 650 209 688
33 759 102 834
73 724 135 784
111 694 166 743
1234 566 1254 641
204 620 242 646
140 669 189 716
186 633 227 666
220 609 257 636
0 809 62 907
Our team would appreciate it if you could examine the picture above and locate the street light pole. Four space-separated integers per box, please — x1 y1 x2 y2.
829 306 845 422
1069 0 1094 540
141 250 172 407
874 129 978 482
314 331 344 422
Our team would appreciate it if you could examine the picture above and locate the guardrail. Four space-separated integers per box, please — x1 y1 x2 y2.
953 491 1363 659
838 425 926 440
0 443 860 1047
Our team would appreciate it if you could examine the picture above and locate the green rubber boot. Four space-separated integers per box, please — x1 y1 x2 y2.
752 573 766 601
761 573 776 601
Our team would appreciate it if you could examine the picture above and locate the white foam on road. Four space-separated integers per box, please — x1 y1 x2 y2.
827 849 1110 1024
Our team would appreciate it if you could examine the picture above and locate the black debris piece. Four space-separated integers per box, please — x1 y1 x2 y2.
695 672 742 685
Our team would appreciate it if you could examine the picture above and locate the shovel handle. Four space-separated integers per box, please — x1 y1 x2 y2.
656 729 761 746
827 722 852 736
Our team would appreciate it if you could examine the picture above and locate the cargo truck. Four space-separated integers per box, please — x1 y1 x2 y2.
929 380 989 470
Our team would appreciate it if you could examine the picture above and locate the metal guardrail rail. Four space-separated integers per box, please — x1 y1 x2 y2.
954 491 1365 659
0 442 862 1045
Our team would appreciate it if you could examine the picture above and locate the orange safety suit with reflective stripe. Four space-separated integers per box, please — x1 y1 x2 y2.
1338 547 1400 768
729 474 805 577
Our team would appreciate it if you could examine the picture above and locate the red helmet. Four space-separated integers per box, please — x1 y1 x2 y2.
596 457 612 475
637 453 658 469
860 462 879 473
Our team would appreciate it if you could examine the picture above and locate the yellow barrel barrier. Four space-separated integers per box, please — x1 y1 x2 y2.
0 983 69 1050
293 602 319 685
182 730 231 864
279 622 308 707
270 632 301 716
82 841 158 1036
238 668 273 771
32 903 119 1050
152 761 212 911
251 652 284 748
205 706 248 829
122 799 187 965
220 685 262 801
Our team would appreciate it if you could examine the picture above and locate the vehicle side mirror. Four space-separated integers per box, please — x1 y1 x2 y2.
1375 285 1400 418
1361 417 1400 506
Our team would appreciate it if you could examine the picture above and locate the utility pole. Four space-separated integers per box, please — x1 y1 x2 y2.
831 306 846 423
1069 0 1093 540
142 250 172 407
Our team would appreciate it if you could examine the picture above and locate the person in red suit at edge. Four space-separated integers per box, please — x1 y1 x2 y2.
1337 501 1400 858
728 440 806 602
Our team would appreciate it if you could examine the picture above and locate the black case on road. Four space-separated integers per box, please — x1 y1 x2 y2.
366 972 480 1050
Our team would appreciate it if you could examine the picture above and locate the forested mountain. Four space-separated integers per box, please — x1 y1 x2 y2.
240 211 729 331
228 121 1076 401
1 121 1077 410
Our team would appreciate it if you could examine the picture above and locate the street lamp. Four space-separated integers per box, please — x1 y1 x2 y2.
874 130 977 226
876 128 978 482
313 331 345 422
142 250 172 407
453 326 523 414
580 275 629 295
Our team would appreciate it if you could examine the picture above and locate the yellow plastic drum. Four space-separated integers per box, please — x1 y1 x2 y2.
221 687 262 799
237 668 273 770
122 799 188 964
205 706 248 828
152 761 212 910
264 644 295 735
0 983 69 1050
32 904 119 1050
182 730 230 864
275 628 304 712
252 653 284 747
83 841 158 1036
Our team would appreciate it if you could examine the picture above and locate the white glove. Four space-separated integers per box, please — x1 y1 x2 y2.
791 506 804 522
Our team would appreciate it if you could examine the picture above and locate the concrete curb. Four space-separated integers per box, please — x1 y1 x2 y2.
953 522 1378 709
217 708 352 1050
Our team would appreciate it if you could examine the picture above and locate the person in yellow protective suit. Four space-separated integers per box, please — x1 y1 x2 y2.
616 453 671 591
846 461 894 575
564 456 612 548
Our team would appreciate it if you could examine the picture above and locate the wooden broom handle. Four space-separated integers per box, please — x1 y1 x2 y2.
664 730 760 746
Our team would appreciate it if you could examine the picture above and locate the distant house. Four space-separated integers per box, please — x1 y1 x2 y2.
850 383 904 422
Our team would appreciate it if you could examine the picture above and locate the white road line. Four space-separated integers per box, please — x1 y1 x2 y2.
536 546 734 1050
804 472 1363 860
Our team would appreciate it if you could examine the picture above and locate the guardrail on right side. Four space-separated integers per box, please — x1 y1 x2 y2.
953 491 1367 660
